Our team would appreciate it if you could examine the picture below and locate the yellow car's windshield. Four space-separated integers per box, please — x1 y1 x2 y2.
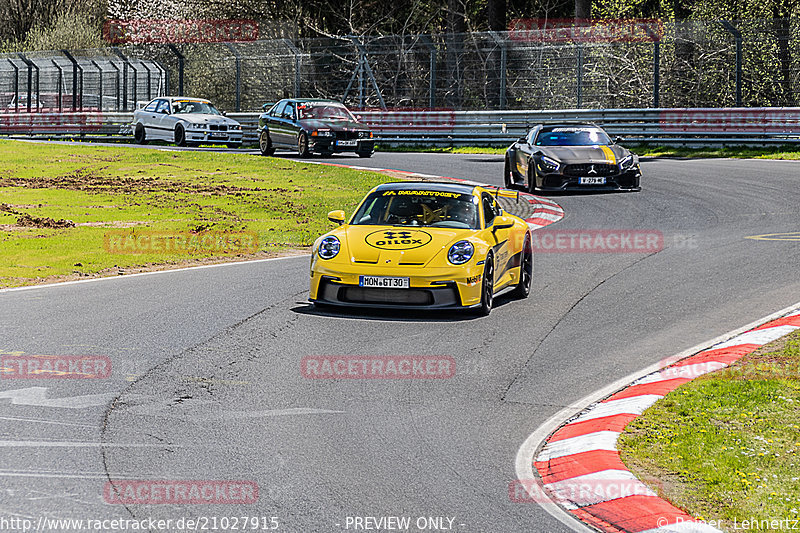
352 190 479 229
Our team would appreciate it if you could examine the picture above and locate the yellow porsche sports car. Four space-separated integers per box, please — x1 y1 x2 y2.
309 182 533 315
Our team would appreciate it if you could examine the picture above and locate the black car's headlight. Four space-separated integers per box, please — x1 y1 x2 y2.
539 155 560 172
358 131 373 138
619 155 637 170
448 240 474 265
312 130 334 137
318 236 340 259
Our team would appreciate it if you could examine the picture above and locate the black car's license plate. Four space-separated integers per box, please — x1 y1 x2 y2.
579 177 606 185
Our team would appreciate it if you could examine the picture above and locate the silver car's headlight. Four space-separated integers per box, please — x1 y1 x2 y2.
448 240 474 265
189 123 206 130
230 124 242 130
318 236 340 259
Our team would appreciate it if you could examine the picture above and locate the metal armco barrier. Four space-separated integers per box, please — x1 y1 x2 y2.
2 108 800 146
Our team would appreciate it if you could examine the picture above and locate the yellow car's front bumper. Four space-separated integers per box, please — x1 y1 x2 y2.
309 258 487 309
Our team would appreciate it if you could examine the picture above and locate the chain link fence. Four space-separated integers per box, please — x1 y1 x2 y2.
1 19 799 113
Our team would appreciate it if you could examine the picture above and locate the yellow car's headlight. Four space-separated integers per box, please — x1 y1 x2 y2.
318 236 340 259
448 240 474 265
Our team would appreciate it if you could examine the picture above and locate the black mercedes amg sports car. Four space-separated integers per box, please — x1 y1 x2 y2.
258 98 374 158
504 123 641 192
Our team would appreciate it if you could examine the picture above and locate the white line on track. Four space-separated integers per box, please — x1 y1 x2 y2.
0 254 308 294
514 298 800 532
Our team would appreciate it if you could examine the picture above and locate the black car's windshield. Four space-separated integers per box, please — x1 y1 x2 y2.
172 100 222 115
298 103 355 121
535 127 612 146
352 190 479 229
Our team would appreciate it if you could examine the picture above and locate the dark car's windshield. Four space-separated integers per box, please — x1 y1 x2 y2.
172 100 222 115
352 190 479 229
298 103 355 122
535 127 612 146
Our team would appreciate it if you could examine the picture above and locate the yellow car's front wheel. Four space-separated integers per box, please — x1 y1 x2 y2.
477 255 494 316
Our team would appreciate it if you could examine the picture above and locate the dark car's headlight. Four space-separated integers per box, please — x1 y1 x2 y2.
312 130 334 137
448 240 474 265
539 155 560 171
358 131 373 138
318 236 340 259
619 154 637 170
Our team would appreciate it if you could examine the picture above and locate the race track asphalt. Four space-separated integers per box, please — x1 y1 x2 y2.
1 147 799 532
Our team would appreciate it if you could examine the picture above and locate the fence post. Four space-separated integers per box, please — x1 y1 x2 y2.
576 45 583 108
489 31 507 110
167 44 184 96
224 43 241 112
50 59 63 111
17 54 37 112
720 21 742 106
348 35 386 109
283 39 303 98
112 48 137 110
653 40 660 108
138 59 153 102
7 59 19 112
89 59 103 110
420 35 436 108
107 59 121 111
61 50 82 110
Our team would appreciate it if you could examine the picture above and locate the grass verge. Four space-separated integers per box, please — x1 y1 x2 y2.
0 140 395 288
376 144 800 160
618 330 800 529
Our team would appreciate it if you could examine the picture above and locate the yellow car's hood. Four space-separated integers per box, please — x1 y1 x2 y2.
343 225 471 265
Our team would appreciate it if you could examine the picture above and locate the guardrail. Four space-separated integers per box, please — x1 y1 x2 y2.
2 108 800 146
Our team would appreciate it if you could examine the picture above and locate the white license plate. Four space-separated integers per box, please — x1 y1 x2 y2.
211 132 227 138
359 276 409 289
579 177 606 185
336 140 358 147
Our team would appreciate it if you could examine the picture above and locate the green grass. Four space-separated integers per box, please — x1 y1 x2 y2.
618 330 800 528
0 140 395 288
376 144 800 160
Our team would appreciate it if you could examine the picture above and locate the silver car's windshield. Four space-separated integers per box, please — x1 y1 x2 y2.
172 100 222 115
352 190 479 229
535 127 612 146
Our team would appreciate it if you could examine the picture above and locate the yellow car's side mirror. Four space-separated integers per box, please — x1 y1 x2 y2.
327 210 345 225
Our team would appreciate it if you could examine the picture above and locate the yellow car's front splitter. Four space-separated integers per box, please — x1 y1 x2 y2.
310 259 486 309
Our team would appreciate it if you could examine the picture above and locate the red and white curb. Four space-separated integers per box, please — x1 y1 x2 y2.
308 160 565 231
516 303 800 533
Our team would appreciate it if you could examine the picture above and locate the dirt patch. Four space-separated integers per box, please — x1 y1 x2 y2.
15 213 75 229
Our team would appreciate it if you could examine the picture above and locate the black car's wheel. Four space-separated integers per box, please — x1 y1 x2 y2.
134 123 147 145
175 125 187 147
526 166 537 193
357 150 373 158
477 255 494 316
512 234 533 299
259 130 274 156
504 157 515 189
297 132 311 158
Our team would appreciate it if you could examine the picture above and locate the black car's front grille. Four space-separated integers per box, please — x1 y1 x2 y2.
334 131 359 140
209 124 228 131
563 163 617 176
